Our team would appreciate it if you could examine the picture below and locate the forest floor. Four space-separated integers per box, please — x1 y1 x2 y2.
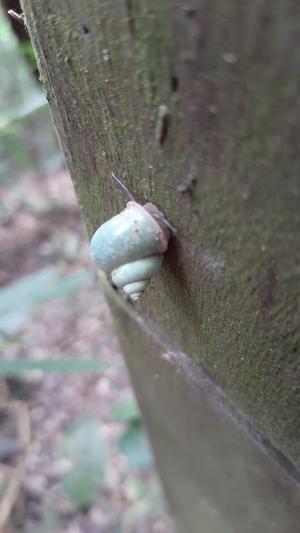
0 168 173 533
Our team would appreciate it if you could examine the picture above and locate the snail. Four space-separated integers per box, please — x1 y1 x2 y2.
90 173 174 301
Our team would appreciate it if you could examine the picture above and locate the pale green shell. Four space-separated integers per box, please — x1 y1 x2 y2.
111 255 162 286
90 202 168 301
90 202 168 272
112 255 162 300
122 281 149 301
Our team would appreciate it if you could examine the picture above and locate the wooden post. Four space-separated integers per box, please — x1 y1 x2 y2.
22 1 300 531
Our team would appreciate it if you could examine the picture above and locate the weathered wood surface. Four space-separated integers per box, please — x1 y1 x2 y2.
102 274 300 533
22 0 300 530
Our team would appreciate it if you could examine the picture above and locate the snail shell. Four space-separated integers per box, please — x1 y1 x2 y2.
90 201 170 301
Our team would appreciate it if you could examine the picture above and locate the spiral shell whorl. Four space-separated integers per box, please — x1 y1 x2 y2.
90 201 170 301
111 255 162 300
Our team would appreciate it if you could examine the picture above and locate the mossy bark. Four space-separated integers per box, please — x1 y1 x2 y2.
22 0 300 528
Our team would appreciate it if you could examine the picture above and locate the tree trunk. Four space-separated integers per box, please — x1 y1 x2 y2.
22 1 300 532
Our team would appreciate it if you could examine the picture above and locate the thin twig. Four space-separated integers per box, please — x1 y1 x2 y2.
8 10 25 25
0 401 30 529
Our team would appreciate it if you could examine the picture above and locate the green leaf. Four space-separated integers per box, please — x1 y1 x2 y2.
118 424 153 470
0 129 31 167
0 267 92 336
0 92 48 130
111 394 140 423
0 358 119 376
18 41 37 70
60 420 107 509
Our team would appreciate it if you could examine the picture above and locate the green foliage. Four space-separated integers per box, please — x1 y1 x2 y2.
0 92 47 129
118 424 153 470
0 129 31 169
0 358 118 376
0 8 61 181
111 394 140 423
0 267 92 337
59 420 107 510
114 394 154 471
18 41 37 72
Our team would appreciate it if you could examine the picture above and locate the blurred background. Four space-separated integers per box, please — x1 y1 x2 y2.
0 5 173 532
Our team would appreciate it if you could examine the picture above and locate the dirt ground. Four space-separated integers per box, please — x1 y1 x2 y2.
0 168 174 533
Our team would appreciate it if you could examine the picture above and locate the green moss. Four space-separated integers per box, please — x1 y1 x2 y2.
127 0 172 106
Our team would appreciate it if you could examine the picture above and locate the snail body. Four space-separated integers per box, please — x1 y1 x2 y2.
90 201 170 301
